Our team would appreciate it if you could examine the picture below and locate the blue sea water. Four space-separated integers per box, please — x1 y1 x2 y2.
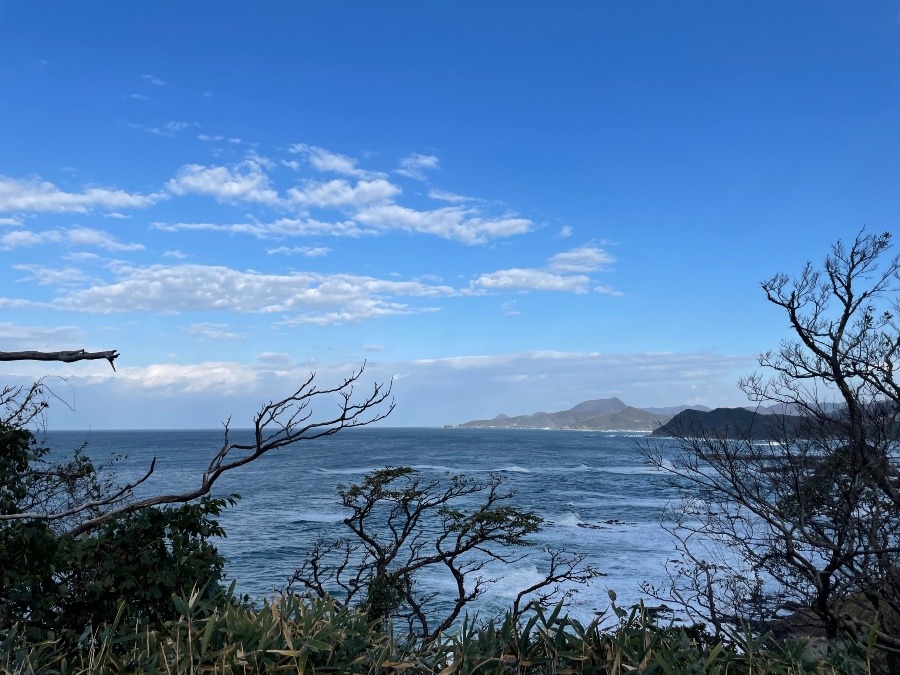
44 427 680 623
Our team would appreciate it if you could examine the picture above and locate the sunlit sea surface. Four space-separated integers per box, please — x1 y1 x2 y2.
45 427 681 624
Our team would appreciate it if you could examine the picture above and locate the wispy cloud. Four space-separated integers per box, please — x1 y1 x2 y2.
473 268 591 293
130 121 190 137
13 264 93 286
266 246 331 256
472 245 618 294
0 175 161 213
288 144 383 178
198 134 242 144
547 245 614 273
154 204 531 244
188 322 244 340
16 263 456 324
152 217 365 238
396 153 439 181
0 226 144 251
0 322 83 350
428 188 475 203
142 74 165 86
354 204 531 244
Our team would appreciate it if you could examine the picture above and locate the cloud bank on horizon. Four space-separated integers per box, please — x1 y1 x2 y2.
1 3 898 428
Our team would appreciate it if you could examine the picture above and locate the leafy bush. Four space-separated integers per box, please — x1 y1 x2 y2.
0 422 232 644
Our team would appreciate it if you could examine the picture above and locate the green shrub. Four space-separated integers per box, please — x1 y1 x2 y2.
0 423 232 645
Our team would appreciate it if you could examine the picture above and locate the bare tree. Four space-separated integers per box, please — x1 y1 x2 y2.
1 364 394 537
288 466 601 643
642 230 900 652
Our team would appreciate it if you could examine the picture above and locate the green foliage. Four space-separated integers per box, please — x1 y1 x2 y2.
0 423 232 644
0 588 872 674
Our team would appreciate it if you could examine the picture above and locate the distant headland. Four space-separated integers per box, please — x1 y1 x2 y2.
449 398 798 437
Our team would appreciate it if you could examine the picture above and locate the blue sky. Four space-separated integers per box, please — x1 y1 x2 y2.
1 2 899 429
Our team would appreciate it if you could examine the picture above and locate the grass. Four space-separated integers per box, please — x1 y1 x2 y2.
0 590 875 674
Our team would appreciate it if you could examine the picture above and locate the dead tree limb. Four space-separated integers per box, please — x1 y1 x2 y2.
1 363 394 537
0 350 120 371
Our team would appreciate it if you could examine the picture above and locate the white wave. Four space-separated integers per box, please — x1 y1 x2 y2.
552 512 585 527
496 465 531 473
314 466 382 475
411 464 459 473
289 510 346 524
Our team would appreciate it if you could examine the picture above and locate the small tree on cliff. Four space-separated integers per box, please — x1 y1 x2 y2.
288 466 601 643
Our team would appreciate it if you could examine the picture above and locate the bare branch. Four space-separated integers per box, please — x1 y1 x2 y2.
3 364 393 538
289 466 601 643
0 349 119 371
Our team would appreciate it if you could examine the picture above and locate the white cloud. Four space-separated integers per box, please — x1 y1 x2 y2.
198 134 243 144
0 217 22 226
547 245 614 273
164 249 187 259
166 159 280 204
153 217 365 239
0 229 59 249
396 153 439 181
472 245 619 294
428 189 474 203
13 264 92 286
68 228 144 251
130 93 151 101
188 322 244 340
354 204 531 244
288 144 382 178
124 362 258 392
287 178 400 208
557 225 573 238
0 227 143 251
26 263 456 324
266 246 331 257
0 175 161 213
0 322 84 350
63 251 101 262
130 121 190 137
473 268 591 293
142 74 165 86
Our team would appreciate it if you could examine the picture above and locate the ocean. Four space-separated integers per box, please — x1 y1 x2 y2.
43 427 681 624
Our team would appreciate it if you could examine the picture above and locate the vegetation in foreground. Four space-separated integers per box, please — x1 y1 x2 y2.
0 589 873 674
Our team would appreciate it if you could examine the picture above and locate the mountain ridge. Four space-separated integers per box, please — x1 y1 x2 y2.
451 398 712 432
